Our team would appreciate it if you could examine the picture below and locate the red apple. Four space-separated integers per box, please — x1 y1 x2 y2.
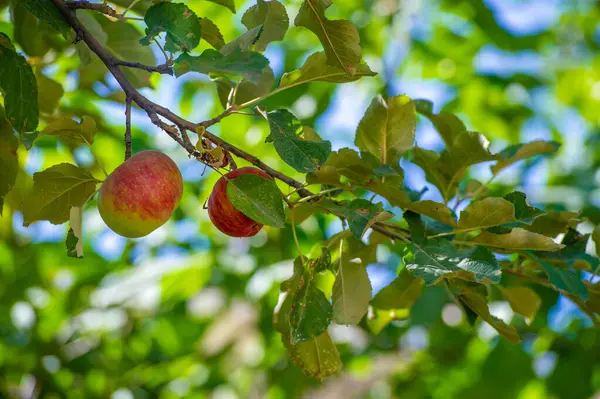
98 150 183 238
208 167 271 237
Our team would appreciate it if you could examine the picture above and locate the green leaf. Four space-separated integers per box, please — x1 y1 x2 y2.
290 332 341 380
75 10 107 66
332 255 371 325
0 106 18 214
500 286 541 320
241 0 289 52
527 211 581 237
405 240 501 284
38 116 97 148
206 0 236 13
371 269 423 310
325 199 393 239
19 131 39 150
457 197 517 231
225 173 285 228
415 102 467 148
528 252 589 300
216 67 274 108
0 33 39 133
280 52 376 89
405 200 457 227
492 140 560 175
307 148 374 184
37 73 64 115
593 225 600 259
140 3 202 53
472 228 564 251
20 0 69 35
200 18 225 50
413 133 496 202
266 110 331 173
290 283 332 344
355 95 416 165
295 0 362 72
66 206 83 258
220 25 263 56
12 2 52 58
22 163 101 226
458 291 520 343
503 191 544 223
174 49 269 83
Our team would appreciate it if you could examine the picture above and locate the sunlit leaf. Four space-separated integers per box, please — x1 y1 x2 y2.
140 3 202 53
38 116 97 148
332 255 371 325
458 197 517 231
355 95 416 165
493 140 561 175
472 228 563 252
201 18 225 50
458 291 520 343
371 269 423 310
225 173 285 228
295 0 362 72
279 51 376 89
22 163 101 226
242 0 289 52
290 332 341 380
66 206 83 258
206 0 236 13
500 286 541 320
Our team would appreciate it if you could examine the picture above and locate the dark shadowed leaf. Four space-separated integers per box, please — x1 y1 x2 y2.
266 109 331 173
74 10 107 66
140 3 202 53
290 283 332 344
325 199 393 239
503 191 544 223
0 106 18 214
405 240 501 284
21 0 69 35
295 0 362 72
528 253 588 300
355 95 416 165
242 0 288 52
0 34 39 133
174 49 269 82
332 255 371 325
226 173 285 228
22 163 101 226
527 211 580 237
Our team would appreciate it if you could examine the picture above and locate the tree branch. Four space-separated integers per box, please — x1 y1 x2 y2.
124 96 132 160
50 0 443 248
65 1 143 20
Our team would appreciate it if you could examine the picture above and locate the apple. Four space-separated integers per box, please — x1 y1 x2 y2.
98 150 183 238
208 167 271 237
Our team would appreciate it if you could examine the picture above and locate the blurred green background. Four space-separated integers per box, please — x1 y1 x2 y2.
1 0 600 398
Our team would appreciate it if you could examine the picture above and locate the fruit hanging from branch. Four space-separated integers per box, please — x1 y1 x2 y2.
98 151 183 238
208 167 272 237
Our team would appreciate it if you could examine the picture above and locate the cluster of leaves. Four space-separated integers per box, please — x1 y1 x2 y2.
0 0 599 387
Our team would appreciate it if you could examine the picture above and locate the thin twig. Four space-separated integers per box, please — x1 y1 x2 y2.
124 96 132 160
65 1 143 20
114 60 173 75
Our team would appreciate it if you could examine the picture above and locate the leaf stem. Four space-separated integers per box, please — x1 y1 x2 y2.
295 188 340 204
291 209 306 263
